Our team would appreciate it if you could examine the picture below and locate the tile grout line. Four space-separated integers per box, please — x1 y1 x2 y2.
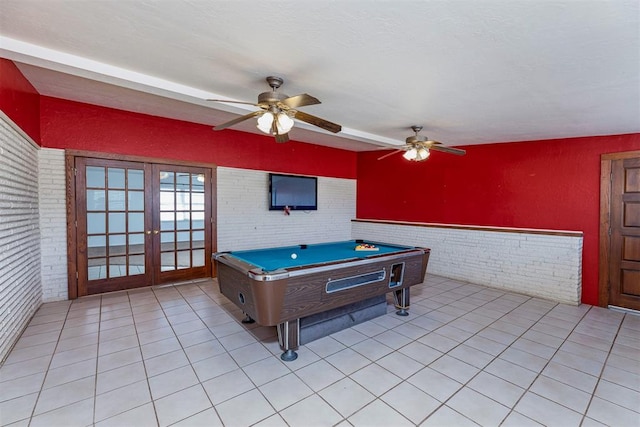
402 279 596 426
312 278 540 426
170 280 234 426
579 310 627 426
496 303 592 426
130 286 161 427
26 299 76 424
416 281 550 426
92 295 103 427
151 280 277 426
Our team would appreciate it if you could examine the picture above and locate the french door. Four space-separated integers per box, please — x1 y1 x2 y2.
73 157 213 296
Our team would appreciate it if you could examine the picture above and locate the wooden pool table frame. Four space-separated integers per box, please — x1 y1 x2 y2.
215 244 430 360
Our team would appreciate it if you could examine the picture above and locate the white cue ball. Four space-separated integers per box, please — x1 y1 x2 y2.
291 253 297 259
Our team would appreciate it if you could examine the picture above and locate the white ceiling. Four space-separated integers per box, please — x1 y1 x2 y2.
1 0 639 152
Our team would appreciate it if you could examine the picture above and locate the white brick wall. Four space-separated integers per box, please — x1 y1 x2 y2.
352 219 583 305
39 148 68 302
0 117 42 362
217 167 356 251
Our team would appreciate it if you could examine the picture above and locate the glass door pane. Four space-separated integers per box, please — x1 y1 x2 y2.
76 158 152 295
159 171 203 270
155 166 211 283
86 166 146 278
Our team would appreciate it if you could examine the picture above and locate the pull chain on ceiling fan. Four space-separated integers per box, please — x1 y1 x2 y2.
209 76 342 143
377 126 466 161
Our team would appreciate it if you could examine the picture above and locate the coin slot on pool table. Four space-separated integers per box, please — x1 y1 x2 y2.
238 292 246 304
325 270 386 293
389 262 405 288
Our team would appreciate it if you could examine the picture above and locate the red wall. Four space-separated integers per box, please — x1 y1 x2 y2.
5 60 640 305
358 134 640 305
0 59 41 143
40 97 357 178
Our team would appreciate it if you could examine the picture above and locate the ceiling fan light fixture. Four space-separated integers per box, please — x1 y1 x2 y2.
402 145 430 161
276 112 294 134
256 112 274 134
416 147 430 161
257 111 295 135
403 148 418 160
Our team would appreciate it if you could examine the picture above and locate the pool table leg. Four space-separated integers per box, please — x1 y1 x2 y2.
277 319 300 361
393 288 410 316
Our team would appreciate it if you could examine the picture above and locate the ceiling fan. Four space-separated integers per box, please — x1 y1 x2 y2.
378 126 466 161
209 76 342 143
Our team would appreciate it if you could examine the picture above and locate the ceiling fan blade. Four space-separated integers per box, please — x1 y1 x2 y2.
281 93 321 109
377 150 403 161
274 133 289 143
213 110 261 131
428 144 466 156
207 99 260 107
293 110 342 133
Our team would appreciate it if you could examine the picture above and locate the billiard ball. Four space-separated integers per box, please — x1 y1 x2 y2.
291 253 297 259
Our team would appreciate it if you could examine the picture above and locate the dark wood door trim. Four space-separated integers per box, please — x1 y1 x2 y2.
65 153 78 300
65 149 216 170
599 150 640 307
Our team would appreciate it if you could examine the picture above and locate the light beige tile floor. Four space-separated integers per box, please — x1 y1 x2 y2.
1 275 639 426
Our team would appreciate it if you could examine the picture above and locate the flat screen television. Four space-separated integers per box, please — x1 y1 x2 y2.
269 173 318 211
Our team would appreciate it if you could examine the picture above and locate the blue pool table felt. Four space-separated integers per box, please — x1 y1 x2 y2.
229 240 413 271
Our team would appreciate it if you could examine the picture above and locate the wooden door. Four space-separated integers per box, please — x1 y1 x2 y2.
601 152 640 310
154 164 212 284
76 158 153 295
72 156 213 296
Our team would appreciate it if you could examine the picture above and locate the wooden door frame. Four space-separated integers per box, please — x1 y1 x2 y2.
599 150 640 307
66 150 218 299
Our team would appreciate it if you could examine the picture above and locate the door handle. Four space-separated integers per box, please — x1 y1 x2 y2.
146 230 151 235
153 230 159 234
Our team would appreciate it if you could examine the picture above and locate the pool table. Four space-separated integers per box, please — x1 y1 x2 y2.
214 240 430 361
